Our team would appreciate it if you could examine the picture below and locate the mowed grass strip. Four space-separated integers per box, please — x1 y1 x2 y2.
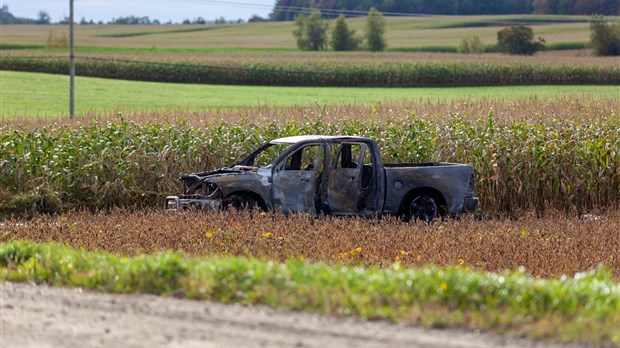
0 240 618 345
2 71 619 119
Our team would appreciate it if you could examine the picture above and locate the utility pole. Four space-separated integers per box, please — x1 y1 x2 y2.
69 0 75 119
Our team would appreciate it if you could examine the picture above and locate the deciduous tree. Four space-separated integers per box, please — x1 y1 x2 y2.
293 10 329 50
331 15 360 51
497 25 545 55
365 7 386 52
589 15 620 56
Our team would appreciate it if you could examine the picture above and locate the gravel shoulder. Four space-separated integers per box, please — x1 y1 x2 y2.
1 281 583 348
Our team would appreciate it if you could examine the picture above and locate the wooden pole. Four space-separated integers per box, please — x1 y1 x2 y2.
69 0 75 119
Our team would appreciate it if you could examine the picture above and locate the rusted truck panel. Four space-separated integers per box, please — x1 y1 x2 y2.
165 136 478 221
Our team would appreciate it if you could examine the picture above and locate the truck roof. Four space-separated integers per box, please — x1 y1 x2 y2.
270 135 368 144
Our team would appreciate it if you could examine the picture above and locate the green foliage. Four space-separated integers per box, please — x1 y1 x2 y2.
365 8 387 52
1 116 619 215
2 56 619 87
2 240 619 344
4 71 618 119
589 15 620 56
331 15 360 51
293 10 329 51
458 35 484 54
533 0 619 15
270 0 618 20
497 25 546 55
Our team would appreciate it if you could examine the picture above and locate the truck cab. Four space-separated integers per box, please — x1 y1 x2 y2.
265 136 385 217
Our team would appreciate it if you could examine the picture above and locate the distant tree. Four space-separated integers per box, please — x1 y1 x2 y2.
497 25 545 55
248 14 265 22
214 16 226 24
36 10 51 24
182 18 191 25
293 10 329 51
331 15 360 51
365 7 386 52
458 35 484 53
108 16 153 24
194 16 206 24
589 16 620 56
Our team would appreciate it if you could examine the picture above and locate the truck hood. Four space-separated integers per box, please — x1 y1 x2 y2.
181 165 259 180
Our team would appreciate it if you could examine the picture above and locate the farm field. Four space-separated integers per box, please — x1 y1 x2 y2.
2 13 620 346
2 71 619 119
1 15 614 51
2 96 618 215
3 210 618 278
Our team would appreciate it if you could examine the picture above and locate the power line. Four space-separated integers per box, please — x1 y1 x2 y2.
170 0 434 18
168 1 615 20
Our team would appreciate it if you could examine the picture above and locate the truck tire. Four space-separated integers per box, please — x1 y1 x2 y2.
230 194 257 212
409 195 438 223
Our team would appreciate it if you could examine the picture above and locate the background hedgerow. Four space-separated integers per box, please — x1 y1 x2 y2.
1 56 619 86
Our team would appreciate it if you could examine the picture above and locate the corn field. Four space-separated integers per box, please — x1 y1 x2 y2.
1 103 618 216
2 56 619 86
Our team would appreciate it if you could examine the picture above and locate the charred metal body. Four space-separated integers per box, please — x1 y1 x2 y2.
166 136 478 220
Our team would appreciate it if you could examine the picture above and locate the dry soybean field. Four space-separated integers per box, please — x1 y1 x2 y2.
2 209 619 278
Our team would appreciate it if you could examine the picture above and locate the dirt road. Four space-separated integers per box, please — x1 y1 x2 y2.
1 281 580 348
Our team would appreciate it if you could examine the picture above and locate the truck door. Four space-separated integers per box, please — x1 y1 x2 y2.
327 141 383 216
271 143 324 215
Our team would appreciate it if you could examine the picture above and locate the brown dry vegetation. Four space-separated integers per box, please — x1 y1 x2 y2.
2 210 618 278
5 95 618 130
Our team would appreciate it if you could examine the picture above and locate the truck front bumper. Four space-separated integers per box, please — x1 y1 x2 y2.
165 195 222 211
463 196 479 212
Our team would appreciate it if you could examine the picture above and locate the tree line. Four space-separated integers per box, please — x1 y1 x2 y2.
271 0 619 20
293 8 386 51
294 7 619 56
0 6 256 25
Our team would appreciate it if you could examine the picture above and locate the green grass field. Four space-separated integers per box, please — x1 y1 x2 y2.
2 71 618 119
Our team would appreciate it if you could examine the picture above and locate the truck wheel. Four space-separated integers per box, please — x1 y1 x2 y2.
230 194 257 212
409 195 438 223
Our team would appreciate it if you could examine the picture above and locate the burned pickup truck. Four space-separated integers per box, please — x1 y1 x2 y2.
166 136 478 221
